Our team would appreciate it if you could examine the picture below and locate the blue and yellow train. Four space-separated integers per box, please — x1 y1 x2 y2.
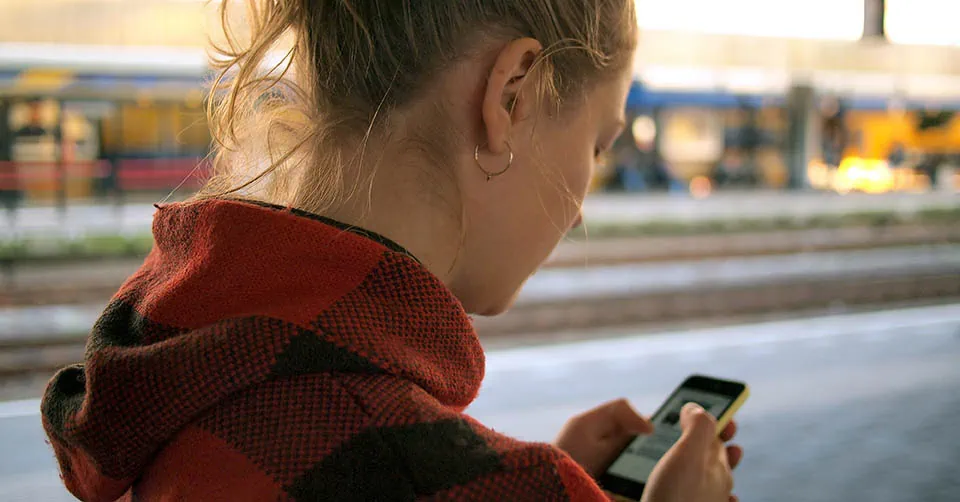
1 46 958 202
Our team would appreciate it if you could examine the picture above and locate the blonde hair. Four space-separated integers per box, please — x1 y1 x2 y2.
198 0 637 214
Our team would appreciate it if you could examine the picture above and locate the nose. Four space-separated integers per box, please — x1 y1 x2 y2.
571 213 583 230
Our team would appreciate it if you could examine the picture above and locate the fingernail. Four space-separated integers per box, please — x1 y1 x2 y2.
682 402 705 414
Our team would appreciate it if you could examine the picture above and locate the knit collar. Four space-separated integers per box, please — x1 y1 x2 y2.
239 198 423 264
142 198 485 407
41 198 485 499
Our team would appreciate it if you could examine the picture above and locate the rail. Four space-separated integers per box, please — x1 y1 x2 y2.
3 223 959 307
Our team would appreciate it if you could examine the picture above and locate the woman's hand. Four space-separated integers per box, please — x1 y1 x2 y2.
554 399 654 476
641 403 744 502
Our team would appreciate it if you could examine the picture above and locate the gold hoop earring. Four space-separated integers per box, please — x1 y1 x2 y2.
474 144 514 182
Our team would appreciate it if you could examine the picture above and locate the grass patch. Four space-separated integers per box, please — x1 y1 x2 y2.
2 206 958 263
0 234 155 263
567 207 960 240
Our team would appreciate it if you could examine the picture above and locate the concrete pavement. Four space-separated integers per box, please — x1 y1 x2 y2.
2 304 960 501
472 304 960 502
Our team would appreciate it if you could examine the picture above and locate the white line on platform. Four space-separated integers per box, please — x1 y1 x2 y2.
0 399 40 419
484 303 960 373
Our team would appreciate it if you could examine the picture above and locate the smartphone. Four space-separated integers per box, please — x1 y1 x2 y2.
597 374 750 502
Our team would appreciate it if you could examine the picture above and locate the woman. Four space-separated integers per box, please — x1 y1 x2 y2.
41 1 742 500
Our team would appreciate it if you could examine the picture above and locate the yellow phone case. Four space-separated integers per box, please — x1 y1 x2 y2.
714 384 750 436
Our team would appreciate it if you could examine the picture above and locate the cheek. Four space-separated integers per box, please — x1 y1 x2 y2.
529 147 591 237
555 143 594 204
576 155 595 197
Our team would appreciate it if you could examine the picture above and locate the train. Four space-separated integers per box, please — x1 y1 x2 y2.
603 74 960 194
1 44 958 204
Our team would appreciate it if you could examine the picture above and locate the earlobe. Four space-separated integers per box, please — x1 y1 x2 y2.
480 38 543 155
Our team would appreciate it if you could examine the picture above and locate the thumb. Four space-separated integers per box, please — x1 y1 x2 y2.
678 403 716 451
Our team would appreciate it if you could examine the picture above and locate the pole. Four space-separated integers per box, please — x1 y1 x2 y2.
863 0 886 40
55 100 67 219
786 85 818 190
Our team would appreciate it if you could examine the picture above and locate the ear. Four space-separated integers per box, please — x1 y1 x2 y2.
481 38 543 155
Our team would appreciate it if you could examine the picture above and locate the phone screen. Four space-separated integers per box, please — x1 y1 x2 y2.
606 387 735 485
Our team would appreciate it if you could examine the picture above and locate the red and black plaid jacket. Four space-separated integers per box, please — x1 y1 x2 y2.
41 199 608 501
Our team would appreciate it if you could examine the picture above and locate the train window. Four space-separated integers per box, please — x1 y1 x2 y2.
97 99 209 159
8 99 59 164
660 108 725 166
176 106 211 154
119 103 163 154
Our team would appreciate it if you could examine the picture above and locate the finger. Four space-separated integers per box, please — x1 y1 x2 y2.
606 398 655 435
714 437 727 464
566 399 654 440
723 459 735 493
717 443 736 494
679 403 716 449
726 444 744 469
719 420 738 442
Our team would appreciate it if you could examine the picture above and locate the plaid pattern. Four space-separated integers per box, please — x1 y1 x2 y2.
41 199 609 501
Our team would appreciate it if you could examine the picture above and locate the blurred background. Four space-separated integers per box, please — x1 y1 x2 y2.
1 0 959 500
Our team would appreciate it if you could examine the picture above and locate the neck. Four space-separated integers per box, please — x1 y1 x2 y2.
319 146 465 288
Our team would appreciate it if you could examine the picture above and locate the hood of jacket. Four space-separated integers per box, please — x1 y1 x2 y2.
40 199 485 502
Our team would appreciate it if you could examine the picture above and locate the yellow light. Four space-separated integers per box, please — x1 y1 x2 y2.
835 156 895 194
689 175 713 199
632 115 657 146
14 69 74 92
807 159 832 189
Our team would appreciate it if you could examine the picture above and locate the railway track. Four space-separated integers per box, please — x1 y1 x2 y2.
4 252 960 388
3 223 959 307
3 222 959 391
474 267 960 336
